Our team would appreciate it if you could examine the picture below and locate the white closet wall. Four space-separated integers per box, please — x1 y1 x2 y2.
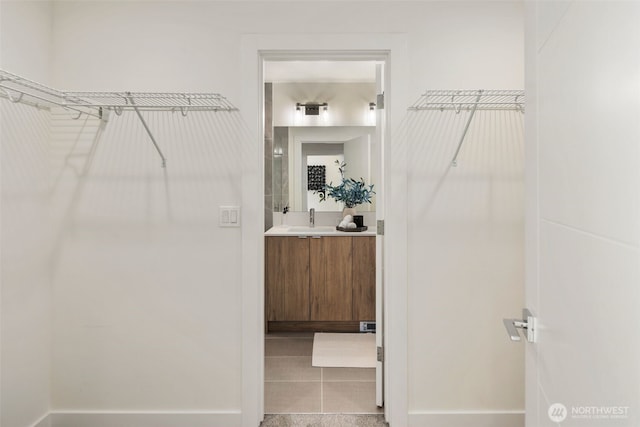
49 109 244 412
0 3 53 427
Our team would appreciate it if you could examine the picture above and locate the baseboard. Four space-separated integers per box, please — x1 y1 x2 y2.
408 411 524 427
268 320 361 332
32 413 52 427
49 411 242 427
39 410 521 427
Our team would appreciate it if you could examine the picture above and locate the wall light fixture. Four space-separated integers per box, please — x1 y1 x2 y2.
296 102 329 116
368 102 376 125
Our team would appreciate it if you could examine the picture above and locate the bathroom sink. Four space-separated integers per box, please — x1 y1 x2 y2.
265 224 374 237
286 225 336 233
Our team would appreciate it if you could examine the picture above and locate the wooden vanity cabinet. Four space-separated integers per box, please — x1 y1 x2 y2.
352 236 376 321
265 235 375 332
309 236 353 321
265 237 310 321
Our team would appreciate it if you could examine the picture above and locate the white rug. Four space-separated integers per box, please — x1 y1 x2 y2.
312 333 376 368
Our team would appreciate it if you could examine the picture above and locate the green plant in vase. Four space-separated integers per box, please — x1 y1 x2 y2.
317 160 375 215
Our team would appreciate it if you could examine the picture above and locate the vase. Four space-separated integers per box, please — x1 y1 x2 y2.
343 207 357 218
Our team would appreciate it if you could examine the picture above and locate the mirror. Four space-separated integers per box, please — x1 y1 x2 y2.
273 126 376 212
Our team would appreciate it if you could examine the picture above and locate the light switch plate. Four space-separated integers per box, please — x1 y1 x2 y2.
219 206 241 227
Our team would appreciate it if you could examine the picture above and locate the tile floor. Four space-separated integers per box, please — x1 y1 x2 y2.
265 333 382 414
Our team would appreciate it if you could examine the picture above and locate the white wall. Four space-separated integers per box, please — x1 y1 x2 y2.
0 2 53 427
0 1 524 425
342 134 371 198
407 108 525 419
1 100 52 427
49 2 524 96
48 110 244 412
0 0 52 83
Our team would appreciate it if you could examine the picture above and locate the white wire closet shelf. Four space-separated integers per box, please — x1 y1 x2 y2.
0 69 238 167
65 91 238 113
0 69 237 114
408 89 525 167
409 89 524 112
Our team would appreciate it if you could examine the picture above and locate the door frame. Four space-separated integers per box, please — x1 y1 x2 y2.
240 34 409 427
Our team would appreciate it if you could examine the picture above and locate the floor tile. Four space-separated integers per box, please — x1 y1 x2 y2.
265 356 321 381
265 337 313 357
264 338 381 414
323 367 376 382
264 382 322 414
323 382 382 414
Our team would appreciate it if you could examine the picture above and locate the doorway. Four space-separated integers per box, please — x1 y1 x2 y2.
240 35 410 427
262 57 384 415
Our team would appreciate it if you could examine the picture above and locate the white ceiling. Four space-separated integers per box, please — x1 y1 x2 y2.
264 61 377 83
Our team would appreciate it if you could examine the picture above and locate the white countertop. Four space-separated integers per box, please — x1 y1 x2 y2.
265 225 376 237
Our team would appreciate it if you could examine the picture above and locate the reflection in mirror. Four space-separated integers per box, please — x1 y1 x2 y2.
304 143 343 211
273 126 376 213
272 127 289 213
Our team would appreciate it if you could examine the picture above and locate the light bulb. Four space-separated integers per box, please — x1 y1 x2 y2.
368 103 376 125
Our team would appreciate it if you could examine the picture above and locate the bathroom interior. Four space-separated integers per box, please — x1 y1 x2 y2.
262 60 381 414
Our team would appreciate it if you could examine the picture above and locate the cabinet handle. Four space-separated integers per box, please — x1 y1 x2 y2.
297 236 308 239
311 236 322 239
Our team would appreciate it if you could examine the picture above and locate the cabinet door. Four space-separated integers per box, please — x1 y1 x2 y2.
265 237 310 321
310 237 353 321
352 236 376 321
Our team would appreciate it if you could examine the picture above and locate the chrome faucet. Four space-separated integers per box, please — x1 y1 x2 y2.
309 208 315 228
